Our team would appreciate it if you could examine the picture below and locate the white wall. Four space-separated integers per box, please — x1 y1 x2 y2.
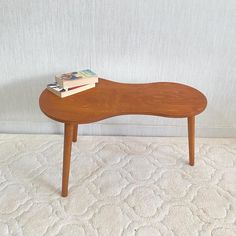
0 0 236 137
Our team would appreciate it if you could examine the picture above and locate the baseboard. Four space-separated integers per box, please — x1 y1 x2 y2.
0 121 235 138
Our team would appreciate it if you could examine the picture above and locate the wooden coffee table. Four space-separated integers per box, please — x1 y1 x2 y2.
39 78 207 197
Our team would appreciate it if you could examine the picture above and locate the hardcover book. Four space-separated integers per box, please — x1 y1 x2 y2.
55 69 98 88
47 82 95 98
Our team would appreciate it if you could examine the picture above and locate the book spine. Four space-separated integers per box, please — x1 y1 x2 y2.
55 76 98 89
63 83 95 97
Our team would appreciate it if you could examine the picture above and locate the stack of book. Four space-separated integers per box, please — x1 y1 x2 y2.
47 69 98 98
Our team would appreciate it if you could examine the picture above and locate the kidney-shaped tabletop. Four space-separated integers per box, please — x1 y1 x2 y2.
39 78 207 124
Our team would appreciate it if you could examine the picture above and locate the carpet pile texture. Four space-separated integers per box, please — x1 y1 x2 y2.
0 134 236 236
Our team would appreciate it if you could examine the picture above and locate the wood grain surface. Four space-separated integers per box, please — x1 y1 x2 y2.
39 78 207 196
39 78 207 124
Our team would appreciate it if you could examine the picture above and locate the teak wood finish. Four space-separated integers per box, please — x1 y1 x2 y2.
39 78 207 197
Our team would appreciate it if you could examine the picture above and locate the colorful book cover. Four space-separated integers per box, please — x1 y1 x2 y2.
55 69 98 88
58 69 97 81
78 69 97 77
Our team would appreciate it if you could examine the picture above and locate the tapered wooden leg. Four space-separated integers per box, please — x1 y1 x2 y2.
61 123 74 197
73 124 78 142
188 116 195 166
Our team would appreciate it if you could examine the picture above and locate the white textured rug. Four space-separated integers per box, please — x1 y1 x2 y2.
0 134 236 236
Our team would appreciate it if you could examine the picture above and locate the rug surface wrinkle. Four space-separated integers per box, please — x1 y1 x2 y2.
0 134 236 236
